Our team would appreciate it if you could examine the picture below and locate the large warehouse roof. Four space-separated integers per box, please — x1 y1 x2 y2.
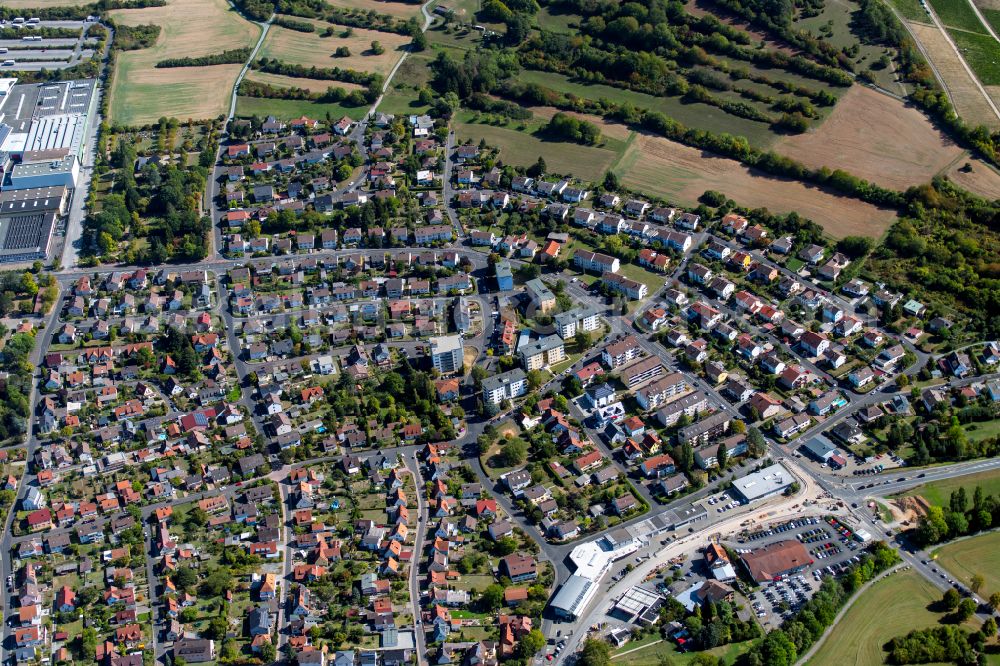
23 113 85 160
550 575 597 620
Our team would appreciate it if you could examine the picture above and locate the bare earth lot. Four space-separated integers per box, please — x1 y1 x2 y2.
907 20 1000 128
259 17 408 77
618 133 898 239
775 86 965 190
108 0 259 126
245 70 364 93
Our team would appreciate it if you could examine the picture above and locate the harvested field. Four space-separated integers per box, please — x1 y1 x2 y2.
328 0 422 18
245 70 364 93
947 158 1000 198
3 0 87 5
259 17 408 76
108 0 259 126
907 20 1000 128
113 64 244 125
617 133 898 239
775 86 964 190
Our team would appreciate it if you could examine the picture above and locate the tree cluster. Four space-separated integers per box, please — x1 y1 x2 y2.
913 484 1000 546
156 48 251 68
544 112 601 145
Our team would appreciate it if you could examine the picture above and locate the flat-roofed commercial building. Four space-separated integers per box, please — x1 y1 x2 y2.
730 463 794 503
9 154 79 190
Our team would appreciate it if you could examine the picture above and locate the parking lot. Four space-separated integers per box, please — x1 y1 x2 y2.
704 489 747 514
0 18 97 71
734 515 865 627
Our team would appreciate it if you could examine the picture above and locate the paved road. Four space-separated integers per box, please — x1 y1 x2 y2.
0 284 65 666
60 23 112 270
403 453 428 661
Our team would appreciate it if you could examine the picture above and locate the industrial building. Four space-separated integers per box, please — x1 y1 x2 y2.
0 185 66 262
611 586 664 625
549 575 597 621
0 78 98 262
551 529 645 620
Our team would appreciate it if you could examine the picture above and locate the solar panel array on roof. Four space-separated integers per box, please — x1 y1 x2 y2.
2 212 45 249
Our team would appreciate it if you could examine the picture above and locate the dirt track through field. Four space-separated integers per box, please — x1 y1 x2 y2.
775 86 964 190
907 20 1000 128
618 133 898 239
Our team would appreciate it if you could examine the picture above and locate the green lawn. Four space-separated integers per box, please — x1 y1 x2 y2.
948 28 1000 85
932 531 1000 596
963 418 1000 442
927 0 989 32
888 0 932 21
535 6 577 32
550 352 583 375
451 573 494 593
981 7 1000 34
455 121 624 182
900 468 1000 507
235 96 368 120
785 257 805 271
517 70 780 149
806 570 956 666
618 262 667 299
792 0 903 91
612 638 755 665
376 52 434 115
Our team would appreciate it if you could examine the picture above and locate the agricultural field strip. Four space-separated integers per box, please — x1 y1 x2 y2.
907 5 1000 123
